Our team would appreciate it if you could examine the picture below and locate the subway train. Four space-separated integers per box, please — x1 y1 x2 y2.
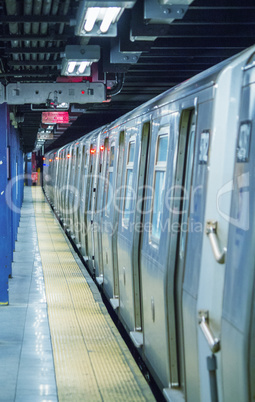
43 45 255 402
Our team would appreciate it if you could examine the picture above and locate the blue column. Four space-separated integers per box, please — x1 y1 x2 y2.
0 103 10 304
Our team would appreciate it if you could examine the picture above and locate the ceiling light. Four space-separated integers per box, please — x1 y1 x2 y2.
84 7 100 32
61 45 100 76
75 1 136 37
100 7 122 33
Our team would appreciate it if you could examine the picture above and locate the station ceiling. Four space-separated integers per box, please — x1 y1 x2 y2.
0 0 254 153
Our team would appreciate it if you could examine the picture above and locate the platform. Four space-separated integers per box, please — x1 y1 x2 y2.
0 186 155 402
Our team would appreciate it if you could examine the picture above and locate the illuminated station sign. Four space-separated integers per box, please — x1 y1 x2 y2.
42 112 69 124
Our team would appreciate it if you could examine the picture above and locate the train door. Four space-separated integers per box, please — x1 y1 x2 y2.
75 145 85 248
139 112 177 390
111 131 125 304
73 144 82 246
84 142 97 273
94 137 108 282
63 146 71 225
101 131 124 302
117 122 150 337
221 59 255 401
58 149 66 220
69 145 78 235
167 101 213 401
164 108 197 398
65 145 74 229
80 144 90 260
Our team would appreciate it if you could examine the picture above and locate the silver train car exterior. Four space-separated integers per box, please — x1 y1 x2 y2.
43 45 255 401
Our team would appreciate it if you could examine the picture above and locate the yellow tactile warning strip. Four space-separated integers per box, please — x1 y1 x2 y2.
32 187 155 402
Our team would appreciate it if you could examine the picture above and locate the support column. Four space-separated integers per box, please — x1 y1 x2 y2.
0 103 10 304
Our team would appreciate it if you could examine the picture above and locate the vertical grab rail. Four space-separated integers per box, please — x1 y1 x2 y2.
206 221 226 264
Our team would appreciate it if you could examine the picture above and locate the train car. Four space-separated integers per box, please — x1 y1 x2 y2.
43 45 255 401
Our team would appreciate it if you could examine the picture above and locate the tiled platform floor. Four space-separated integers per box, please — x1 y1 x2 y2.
0 187 57 402
0 186 155 402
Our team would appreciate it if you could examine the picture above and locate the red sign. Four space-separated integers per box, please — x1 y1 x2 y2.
42 112 69 124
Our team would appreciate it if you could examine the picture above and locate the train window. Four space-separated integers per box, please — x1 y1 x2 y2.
236 121 251 162
110 146 115 167
151 132 168 242
157 135 168 163
79 146 86 193
123 139 135 226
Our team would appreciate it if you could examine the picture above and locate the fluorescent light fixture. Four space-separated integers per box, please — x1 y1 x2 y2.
75 1 136 37
62 60 92 76
67 61 76 74
84 7 100 32
78 61 90 74
100 7 122 33
61 45 100 76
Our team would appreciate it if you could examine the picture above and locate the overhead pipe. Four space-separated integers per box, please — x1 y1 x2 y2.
107 73 125 97
5 0 19 65
32 0 43 61
24 0 33 62
53 0 70 64
46 0 60 61
39 0 53 62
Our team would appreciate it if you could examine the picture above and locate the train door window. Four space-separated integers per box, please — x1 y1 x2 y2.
123 138 135 227
105 143 115 216
151 130 169 242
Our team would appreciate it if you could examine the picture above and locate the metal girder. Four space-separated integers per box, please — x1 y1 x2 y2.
4 47 65 54
8 60 60 67
0 15 71 23
4 82 106 105
144 0 190 23
110 38 141 64
0 34 69 41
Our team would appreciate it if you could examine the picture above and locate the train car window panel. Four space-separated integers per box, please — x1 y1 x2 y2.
110 145 115 167
198 130 210 164
151 133 168 242
79 146 86 193
123 140 135 227
236 121 251 162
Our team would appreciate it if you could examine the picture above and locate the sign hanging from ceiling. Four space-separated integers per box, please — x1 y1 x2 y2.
42 112 69 124
37 132 54 140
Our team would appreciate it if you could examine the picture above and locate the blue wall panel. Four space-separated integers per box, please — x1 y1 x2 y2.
0 103 10 304
0 104 24 304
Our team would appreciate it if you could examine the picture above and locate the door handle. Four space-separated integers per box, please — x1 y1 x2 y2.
198 310 220 353
206 220 226 264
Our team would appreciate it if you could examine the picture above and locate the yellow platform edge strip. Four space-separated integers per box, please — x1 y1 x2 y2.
32 187 154 402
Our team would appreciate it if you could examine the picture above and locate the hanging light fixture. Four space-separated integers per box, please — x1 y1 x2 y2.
75 1 136 37
61 45 100 76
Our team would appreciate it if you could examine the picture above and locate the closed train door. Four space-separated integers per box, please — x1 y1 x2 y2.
164 101 212 400
117 121 150 337
139 111 178 391
221 56 255 402
196 55 252 402
85 140 98 273
94 137 109 283
80 143 90 260
73 143 83 249
101 131 124 303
